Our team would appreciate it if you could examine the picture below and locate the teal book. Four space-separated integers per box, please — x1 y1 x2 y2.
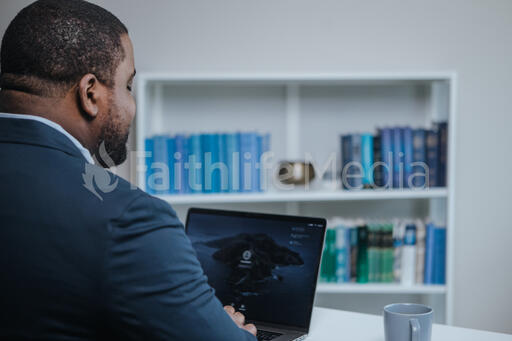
433 227 447 284
320 228 337 283
356 225 369 283
361 134 374 188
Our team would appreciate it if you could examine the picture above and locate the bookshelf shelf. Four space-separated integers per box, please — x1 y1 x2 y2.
316 283 446 294
135 71 456 325
159 188 448 205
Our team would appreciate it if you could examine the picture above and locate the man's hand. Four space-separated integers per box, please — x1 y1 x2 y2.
224 305 257 337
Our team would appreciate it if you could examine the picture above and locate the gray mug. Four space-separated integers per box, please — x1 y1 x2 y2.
383 303 433 341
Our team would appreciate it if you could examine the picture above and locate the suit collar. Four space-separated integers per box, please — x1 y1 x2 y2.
0 116 93 163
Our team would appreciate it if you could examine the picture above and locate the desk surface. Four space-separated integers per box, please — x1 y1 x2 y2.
308 307 512 340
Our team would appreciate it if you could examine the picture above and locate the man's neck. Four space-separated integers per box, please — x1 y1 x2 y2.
0 89 96 153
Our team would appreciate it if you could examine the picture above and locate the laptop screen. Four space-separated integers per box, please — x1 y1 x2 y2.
185 208 326 331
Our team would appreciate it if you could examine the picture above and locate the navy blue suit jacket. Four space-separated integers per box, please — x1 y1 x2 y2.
0 117 256 341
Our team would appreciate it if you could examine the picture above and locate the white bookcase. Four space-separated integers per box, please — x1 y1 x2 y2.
135 72 456 324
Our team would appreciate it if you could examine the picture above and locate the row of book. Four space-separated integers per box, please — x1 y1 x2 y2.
340 122 448 190
319 218 446 285
145 132 270 194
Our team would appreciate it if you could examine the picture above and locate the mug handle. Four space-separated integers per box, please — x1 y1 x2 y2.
410 318 421 341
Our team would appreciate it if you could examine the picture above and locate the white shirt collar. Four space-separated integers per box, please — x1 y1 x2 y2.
0 112 95 164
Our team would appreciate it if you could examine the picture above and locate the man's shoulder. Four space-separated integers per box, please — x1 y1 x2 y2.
81 163 181 230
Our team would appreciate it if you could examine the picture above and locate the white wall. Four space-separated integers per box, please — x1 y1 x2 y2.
2 0 511 334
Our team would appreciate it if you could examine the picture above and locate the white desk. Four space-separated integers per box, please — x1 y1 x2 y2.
308 307 512 340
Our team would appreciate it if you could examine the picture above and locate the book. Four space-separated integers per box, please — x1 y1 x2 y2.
218 134 229 193
392 127 404 188
433 227 447 284
400 224 417 286
402 127 413 188
144 138 154 194
349 227 359 282
415 219 426 284
424 223 436 284
426 130 439 187
341 135 352 190
437 122 448 187
380 128 393 188
187 134 203 193
361 134 374 188
173 134 188 193
356 225 369 283
259 133 271 191
239 132 259 192
320 227 337 283
335 224 351 283
412 129 427 188
373 133 383 188
225 133 240 193
367 224 379 282
151 135 171 195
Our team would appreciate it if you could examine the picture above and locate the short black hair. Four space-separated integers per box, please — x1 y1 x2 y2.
0 0 128 97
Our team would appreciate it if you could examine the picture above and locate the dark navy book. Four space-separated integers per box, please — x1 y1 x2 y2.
437 122 448 187
373 132 383 188
380 128 393 188
426 129 439 187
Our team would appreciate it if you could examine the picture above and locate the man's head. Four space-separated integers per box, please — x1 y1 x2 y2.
0 0 136 167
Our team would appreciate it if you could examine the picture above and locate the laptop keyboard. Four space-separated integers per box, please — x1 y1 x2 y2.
257 329 283 340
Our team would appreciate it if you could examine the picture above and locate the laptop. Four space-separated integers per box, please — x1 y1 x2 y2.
185 208 326 341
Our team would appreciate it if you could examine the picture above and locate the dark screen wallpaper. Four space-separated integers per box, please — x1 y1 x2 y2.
186 212 324 329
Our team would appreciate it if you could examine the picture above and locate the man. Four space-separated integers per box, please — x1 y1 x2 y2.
0 0 257 340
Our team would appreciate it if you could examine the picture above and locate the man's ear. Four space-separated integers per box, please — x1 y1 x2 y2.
77 74 104 119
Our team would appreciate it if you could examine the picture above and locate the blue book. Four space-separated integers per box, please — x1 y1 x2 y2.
225 133 239 193
201 134 221 193
144 138 154 194
361 134 374 187
433 227 447 284
166 137 176 194
402 127 413 188
173 134 188 194
335 225 350 283
380 128 393 188
218 134 229 193
392 127 404 188
412 129 427 188
437 122 448 187
424 223 436 284
239 132 259 192
426 129 439 187
151 135 170 195
187 135 203 193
